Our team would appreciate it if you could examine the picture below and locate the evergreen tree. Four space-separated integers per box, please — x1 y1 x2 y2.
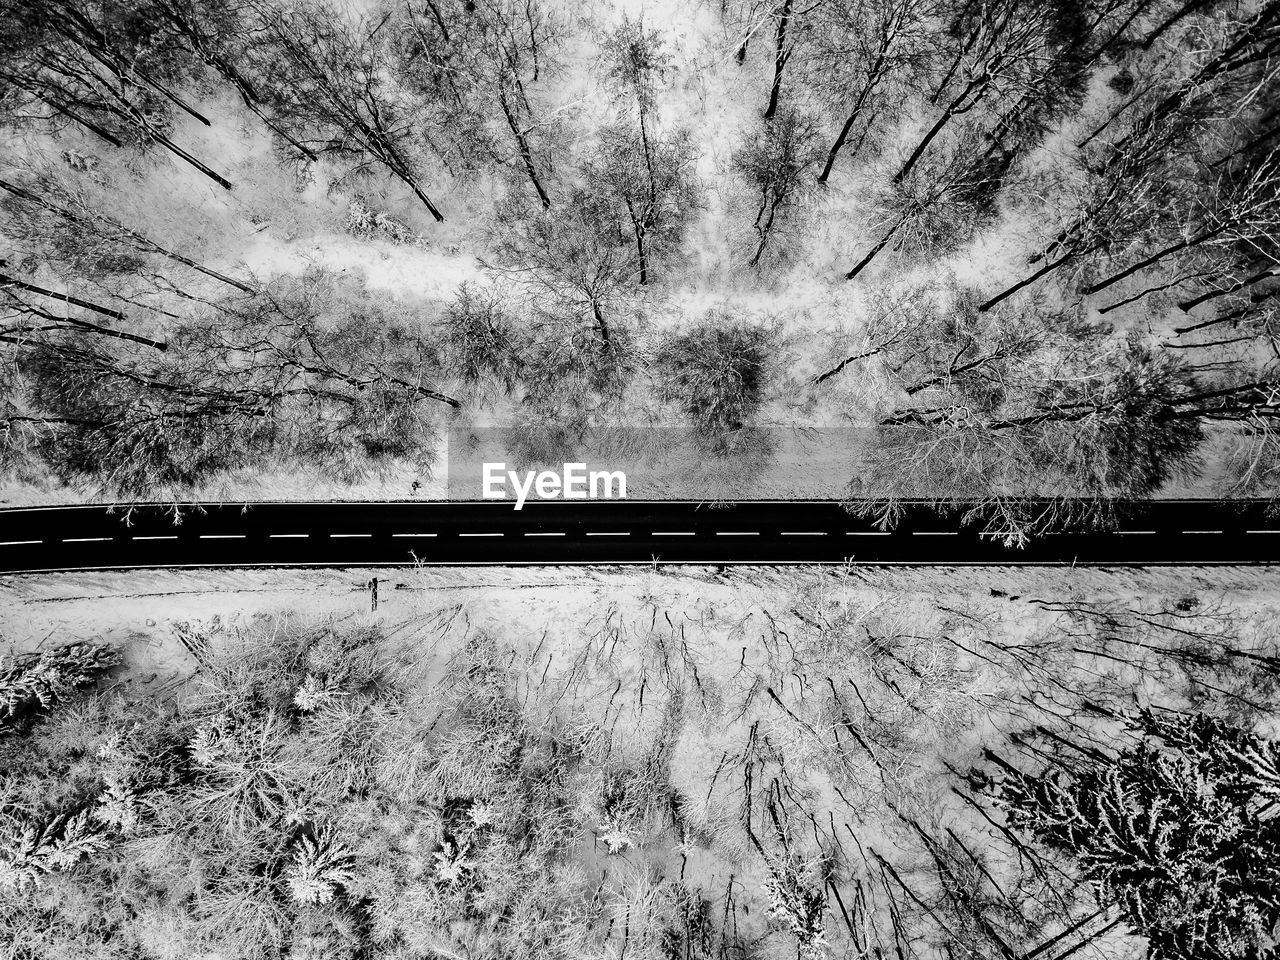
0 641 120 729
995 709 1280 960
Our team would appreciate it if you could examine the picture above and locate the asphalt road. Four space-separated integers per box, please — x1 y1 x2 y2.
1 500 1280 573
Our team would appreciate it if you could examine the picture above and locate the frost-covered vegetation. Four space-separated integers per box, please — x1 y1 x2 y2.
2 580 1279 960
0 0 1278 519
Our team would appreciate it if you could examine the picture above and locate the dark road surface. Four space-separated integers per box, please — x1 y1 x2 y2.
2 500 1280 573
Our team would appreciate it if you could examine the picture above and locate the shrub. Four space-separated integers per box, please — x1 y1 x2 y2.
0 809 109 893
439 283 525 393
285 824 356 905
0 642 121 730
656 313 775 444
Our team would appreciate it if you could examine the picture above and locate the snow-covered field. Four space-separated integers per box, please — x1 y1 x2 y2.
6 560 1279 958
7 561 1277 672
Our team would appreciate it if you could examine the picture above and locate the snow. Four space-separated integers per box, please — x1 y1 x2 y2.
5 560 1278 958
237 233 485 301
0 0 1260 509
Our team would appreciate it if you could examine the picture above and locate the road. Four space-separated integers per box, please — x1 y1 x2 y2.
1 500 1279 573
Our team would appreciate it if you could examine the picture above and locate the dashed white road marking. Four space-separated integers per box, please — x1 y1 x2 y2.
133 535 177 541
716 531 759 536
587 532 629 537
1117 530 1157 535
392 533 437 538
1247 529 1280 534
524 532 565 537
1183 530 1223 535
459 532 503 537
200 534 244 539
846 531 891 536
62 537 111 543
653 531 695 536
270 533 309 538
331 533 372 538
912 531 957 536
782 531 826 536
0 539 42 546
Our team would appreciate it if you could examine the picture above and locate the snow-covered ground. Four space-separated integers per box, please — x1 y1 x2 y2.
0 0 1241 509
7 562 1278 666
6 560 1278 958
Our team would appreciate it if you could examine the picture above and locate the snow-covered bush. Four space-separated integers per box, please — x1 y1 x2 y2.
762 855 830 959
0 642 120 729
0 809 108 893
344 197 423 245
286 825 356 905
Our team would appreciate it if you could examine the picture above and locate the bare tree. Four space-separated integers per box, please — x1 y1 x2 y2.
439 283 525 398
486 189 643 443
583 124 699 286
0 0 232 187
734 103 823 267
7 270 458 495
147 0 322 161
855 305 1228 539
981 3 1280 308
389 0 561 206
891 0 1083 187
0 173 254 294
246 0 447 220
803 0 935 182
1084 147 1280 301
845 136 1013 278
978 111 1183 311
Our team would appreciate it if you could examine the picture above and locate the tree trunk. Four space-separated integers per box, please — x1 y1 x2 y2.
1205 288 1280 328
893 74 987 184
154 5 320 161
1210 109 1280 168
813 347 882 385
1099 271 1207 314
1077 83 1152 148
1179 266 1276 311
1141 0 1215 49
8 77 124 146
978 253 1074 312
763 0 792 120
0 178 256 292
931 0 982 103
149 128 234 190
1107 4 1280 160
845 216 906 279
630 211 649 283
818 54 886 183
2 310 168 351
1081 226 1225 295
1090 0 1161 61
498 88 551 208
819 110 862 183
749 198 778 268
403 175 446 222
592 302 612 347
0 273 127 321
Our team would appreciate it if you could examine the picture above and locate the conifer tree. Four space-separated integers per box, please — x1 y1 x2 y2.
0 641 120 729
994 709 1280 960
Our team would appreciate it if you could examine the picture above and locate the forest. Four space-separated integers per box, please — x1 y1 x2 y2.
3 0 1280 957
2 568 1279 960
0 0 1276 527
